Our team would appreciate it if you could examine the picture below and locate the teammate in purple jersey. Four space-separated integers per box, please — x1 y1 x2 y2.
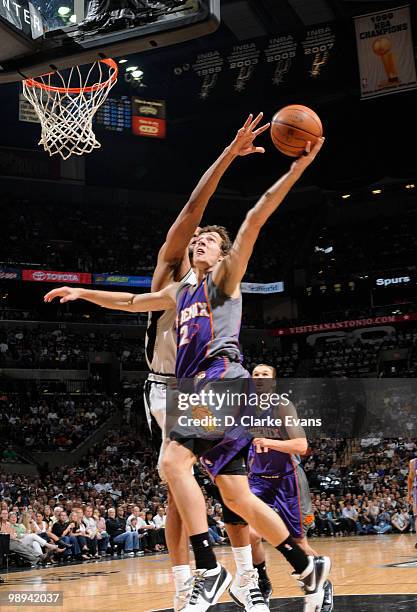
248 364 334 612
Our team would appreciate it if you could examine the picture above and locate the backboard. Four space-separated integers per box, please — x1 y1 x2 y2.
0 0 220 83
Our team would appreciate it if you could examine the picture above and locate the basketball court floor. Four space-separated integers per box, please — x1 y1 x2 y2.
1 534 417 611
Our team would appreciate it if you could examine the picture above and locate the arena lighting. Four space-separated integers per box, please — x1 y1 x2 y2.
372 189 382 194
126 66 139 72
69 14 77 23
119 59 128 63
132 69 144 78
57 6 71 15
341 194 351 199
405 184 415 189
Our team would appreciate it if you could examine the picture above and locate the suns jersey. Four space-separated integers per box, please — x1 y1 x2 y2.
175 272 242 379
247 404 299 477
145 268 196 376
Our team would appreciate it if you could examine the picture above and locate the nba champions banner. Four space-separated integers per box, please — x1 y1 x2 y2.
355 5 417 99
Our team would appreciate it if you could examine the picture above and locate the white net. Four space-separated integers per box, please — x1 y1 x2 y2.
22 59 118 160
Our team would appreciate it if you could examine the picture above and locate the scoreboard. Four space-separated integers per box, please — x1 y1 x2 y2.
95 96 132 132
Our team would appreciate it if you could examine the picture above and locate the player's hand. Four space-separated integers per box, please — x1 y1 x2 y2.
229 113 270 156
408 494 413 504
290 137 325 175
253 437 272 453
44 286 83 304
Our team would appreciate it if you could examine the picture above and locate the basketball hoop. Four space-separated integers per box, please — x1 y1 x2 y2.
22 58 118 160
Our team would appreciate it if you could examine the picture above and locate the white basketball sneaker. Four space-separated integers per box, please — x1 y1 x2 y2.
293 556 332 612
229 569 270 610
182 564 231 611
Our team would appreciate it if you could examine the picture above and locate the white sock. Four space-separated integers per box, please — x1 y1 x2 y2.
232 545 253 584
172 565 191 594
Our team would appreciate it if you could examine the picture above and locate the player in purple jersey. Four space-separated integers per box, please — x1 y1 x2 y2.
100 137 327 612
48 135 328 611
248 364 334 612
44 112 271 612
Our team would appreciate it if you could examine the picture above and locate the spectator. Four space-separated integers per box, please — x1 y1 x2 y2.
341 503 358 534
105 507 140 557
374 510 393 535
207 508 227 545
153 507 167 550
51 511 82 560
0 509 51 566
92 508 110 556
83 506 101 559
326 504 344 536
125 517 144 555
356 509 375 536
391 507 410 533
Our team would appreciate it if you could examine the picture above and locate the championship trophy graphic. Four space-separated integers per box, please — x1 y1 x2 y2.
372 37 400 84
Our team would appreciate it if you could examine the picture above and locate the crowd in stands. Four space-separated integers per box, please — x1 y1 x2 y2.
1 422 416 572
0 393 116 451
1 317 417 381
0 326 147 370
0 197 311 283
309 328 417 378
244 344 300 378
308 438 416 537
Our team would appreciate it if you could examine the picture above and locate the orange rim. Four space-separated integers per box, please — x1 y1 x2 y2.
23 58 118 94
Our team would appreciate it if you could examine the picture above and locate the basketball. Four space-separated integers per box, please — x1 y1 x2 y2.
270 105 323 157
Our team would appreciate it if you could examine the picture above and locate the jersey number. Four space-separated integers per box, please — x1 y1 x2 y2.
179 323 199 347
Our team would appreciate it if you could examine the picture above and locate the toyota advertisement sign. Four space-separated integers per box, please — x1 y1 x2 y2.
22 269 92 284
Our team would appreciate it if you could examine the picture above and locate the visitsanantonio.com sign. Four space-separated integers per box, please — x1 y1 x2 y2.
271 313 417 336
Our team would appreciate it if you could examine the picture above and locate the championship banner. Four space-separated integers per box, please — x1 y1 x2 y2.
227 42 261 93
241 281 284 295
301 25 336 79
93 274 152 287
354 5 417 99
271 313 417 336
0 267 21 281
131 98 166 138
22 270 92 284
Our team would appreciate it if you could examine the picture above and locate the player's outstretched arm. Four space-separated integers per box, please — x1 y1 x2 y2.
44 284 177 312
213 138 324 296
153 113 270 289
